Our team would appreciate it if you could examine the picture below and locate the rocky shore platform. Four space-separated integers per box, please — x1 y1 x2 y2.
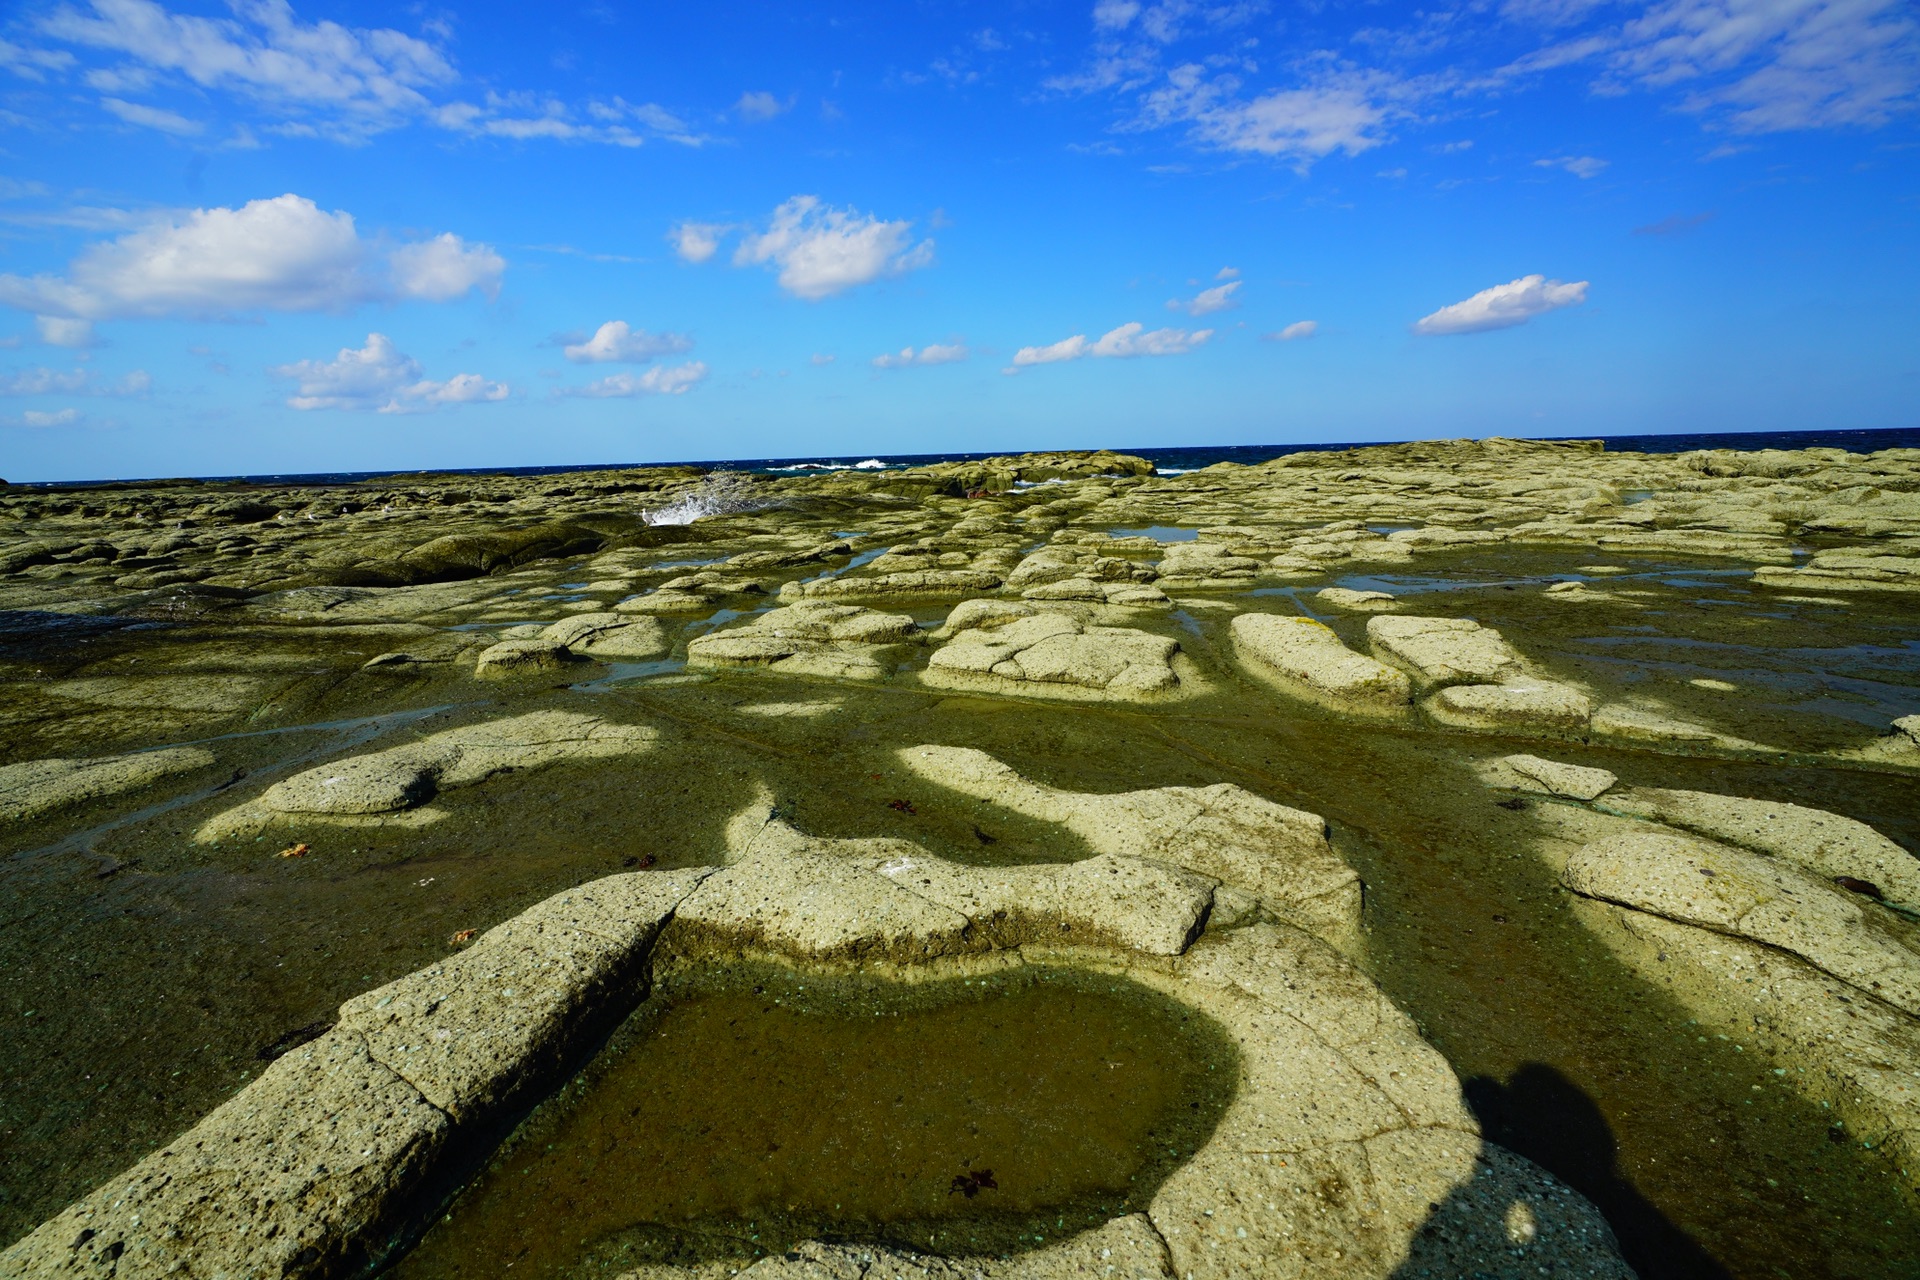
1 438 1916 1279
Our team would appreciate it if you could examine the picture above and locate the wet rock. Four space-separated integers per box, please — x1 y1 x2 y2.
687 603 919 682
226 712 657 828
0 745 218 824
1569 896 1920 1189
923 611 1188 701
473 636 577 678
899 744 1361 946
1367 615 1525 689
0 1029 448 1280
780 568 1004 602
539 612 672 659
1314 586 1399 612
1486 753 1618 801
1229 614 1412 718
1563 831 1920 1018
1604 787 1920 909
337 869 711 1117
1425 680 1593 738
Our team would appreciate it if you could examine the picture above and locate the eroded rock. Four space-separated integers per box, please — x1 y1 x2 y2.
1229 613 1412 718
0 745 217 824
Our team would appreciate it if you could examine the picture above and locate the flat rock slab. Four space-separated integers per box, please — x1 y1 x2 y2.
1230 613 1412 718
1481 753 1618 801
540 612 672 659
687 603 920 682
1605 787 1920 910
924 612 1190 701
1564 831 1920 1018
1367 615 1525 689
473 636 577 677
0 745 217 824
899 744 1361 947
1424 680 1593 737
1314 586 1400 612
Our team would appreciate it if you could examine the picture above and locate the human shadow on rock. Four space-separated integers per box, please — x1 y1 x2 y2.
1458 1063 1731 1280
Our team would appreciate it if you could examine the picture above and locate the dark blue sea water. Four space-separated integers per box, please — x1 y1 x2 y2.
15 425 1919 490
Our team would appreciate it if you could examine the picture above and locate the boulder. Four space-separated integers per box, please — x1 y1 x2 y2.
1229 614 1412 718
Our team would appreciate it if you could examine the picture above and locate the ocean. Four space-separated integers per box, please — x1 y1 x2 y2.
13 424 1919 490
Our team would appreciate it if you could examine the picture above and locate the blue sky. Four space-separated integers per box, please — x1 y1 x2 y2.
0 0 1915 481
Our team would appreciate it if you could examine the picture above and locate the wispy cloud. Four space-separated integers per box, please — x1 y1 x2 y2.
734 90 790 121
1535 154 1609 177
872 342 968 369
560 362 707 397
19 0 705 146
1008 320 1212 372
1266 320 1318 340
0 365 150 395
1168 279 1241 315
3 407 85 428
1413 274 1589 334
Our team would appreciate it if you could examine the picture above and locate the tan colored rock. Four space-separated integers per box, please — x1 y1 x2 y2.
1489 753 1618 800
1569 897 1920 1187
337 869 710 1117
686 603 919 682
1229 614 1412 718
200 711 658 837
1314 586 1399 612
539 611 672 659
899 745 1360 946
0 745 217 824
0 1028 448 1280
1425 680 1592 737
1367 615 1525 688
1563 831 1920 1017
924 612 1189 701
473 636 576 677
1605 787 1920 908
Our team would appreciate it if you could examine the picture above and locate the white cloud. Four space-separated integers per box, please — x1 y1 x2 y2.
1607 0 1920 131
669 221 725 264
1216 265 1240 279
3 407 85 427
1136 63 1406 166
1413 274 1589 335
269 332 507 412
1268 320 1319 340
1169 279 1241 315
1094 1 1143 31
731 196 935 300
1008 320 1212 371
809 353 836 366
437 94 702 148
0 366 150 395
563 362 708 397
562 321 695 364
872 342 969 369
37 0 455 127
1535 154 1609 177
389 233 505 301
734 90 789 121
0 194 501 321
100 95 201 134
36 316 95 347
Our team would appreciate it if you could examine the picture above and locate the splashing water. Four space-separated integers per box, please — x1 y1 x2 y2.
641 472 770 526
